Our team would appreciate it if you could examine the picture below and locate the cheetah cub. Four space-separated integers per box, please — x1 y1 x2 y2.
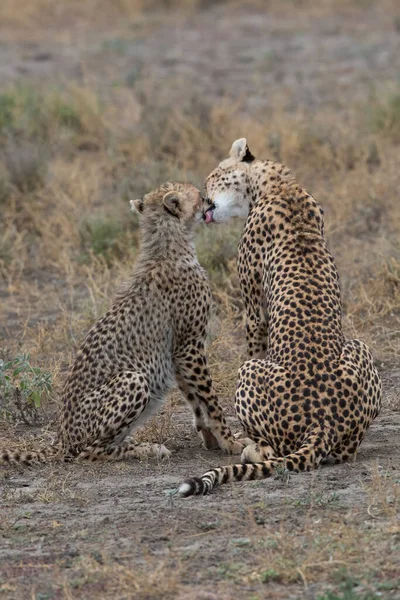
1 182 243 466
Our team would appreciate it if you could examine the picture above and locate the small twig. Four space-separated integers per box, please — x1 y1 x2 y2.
296 567 308 589
185 530 215 539
303 560 348 568
367 504 381 520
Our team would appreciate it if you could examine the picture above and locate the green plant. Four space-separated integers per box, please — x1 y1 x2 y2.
0 225 13 268
317 574 380 600
6 85 48 138
4 139 48 192
292 492 341 508
78 215 125 264
196 520 220 532
274 463 291 483
52 98 83 131
260 568 280 583
0 85 87 142
0 353 52 423
0 92 15 131
366 92 400 141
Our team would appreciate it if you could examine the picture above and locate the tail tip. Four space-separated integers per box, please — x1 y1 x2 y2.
178 482 193 497
178 477 205 497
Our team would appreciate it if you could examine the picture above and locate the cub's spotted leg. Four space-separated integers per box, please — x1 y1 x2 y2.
176 371 220 450
70 371 169 461
174 342 244 454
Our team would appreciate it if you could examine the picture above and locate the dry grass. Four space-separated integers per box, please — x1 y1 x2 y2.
1 0 399 28
0 552 183 599
1 79 400 441
249 468 399 587
1 82 400 392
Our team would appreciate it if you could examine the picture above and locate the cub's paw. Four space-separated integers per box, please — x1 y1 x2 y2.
155 444 172 460
221 437 247 455
234 432 254 447
139 443 171 460
241 444 264 464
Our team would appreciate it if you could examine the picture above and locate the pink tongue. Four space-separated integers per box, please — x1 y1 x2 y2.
205 210 214 224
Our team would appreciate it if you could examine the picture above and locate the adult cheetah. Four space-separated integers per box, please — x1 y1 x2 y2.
179 139 382 496
1 182 243 466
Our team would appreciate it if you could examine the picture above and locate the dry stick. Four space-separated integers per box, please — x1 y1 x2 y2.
296 567 308 589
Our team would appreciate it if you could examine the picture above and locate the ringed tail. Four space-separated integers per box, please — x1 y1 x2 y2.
178 433 330 497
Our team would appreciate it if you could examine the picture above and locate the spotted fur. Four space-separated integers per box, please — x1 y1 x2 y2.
179 140 382 496
1 182 243 466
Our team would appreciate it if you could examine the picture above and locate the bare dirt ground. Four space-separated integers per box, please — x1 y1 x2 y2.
1 399 399 599
1 2 399 599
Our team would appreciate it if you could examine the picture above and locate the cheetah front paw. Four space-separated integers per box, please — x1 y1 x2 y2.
199 427 221 450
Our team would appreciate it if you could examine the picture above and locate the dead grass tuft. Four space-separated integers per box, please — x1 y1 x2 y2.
244 468 399 591
61 553 182 599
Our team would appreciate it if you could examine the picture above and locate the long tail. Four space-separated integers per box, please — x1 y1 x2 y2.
0 443 62 466
178 433 331 497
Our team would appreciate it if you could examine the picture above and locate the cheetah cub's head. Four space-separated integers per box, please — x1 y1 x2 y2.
130 182 206 231
204 138 255 224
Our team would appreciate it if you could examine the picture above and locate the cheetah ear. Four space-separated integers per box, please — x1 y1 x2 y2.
163 191 181 218
130 198 143 214
229 138 255 163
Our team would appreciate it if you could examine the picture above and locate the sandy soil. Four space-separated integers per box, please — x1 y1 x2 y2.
1 401 399 599
1 4 400 108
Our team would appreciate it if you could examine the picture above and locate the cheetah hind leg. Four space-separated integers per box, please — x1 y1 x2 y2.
324 433 361 465
75 370 171 462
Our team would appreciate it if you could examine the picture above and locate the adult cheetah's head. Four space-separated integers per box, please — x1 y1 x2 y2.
204 138 255 224
130 182 206 230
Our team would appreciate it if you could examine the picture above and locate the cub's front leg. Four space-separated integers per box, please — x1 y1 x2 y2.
174 341 244 454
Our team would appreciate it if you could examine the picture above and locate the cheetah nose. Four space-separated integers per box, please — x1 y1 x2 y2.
203 200 215 212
